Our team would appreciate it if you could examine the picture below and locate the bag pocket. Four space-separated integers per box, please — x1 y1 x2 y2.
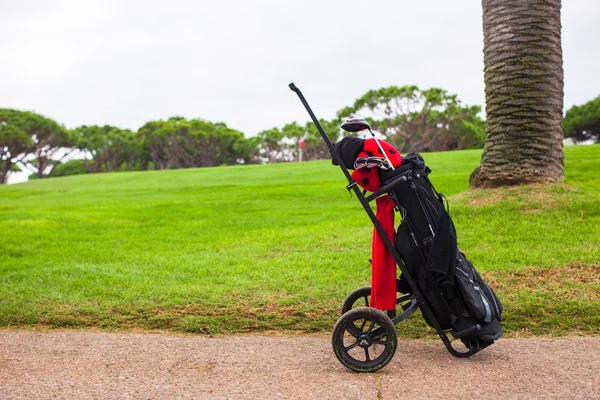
454 255 492 323
474 268 503 320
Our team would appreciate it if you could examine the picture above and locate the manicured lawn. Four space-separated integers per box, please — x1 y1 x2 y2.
1 145 598 337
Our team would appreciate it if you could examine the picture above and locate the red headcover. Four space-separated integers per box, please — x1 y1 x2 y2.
351 138 402 192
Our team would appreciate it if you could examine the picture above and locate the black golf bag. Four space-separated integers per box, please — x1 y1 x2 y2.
386 153 503 346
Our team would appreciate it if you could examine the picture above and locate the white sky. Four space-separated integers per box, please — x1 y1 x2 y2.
2 0 599 183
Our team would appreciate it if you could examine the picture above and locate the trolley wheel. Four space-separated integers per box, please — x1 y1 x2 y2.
341 286 372 315
341 286 412 317
332 307 397 373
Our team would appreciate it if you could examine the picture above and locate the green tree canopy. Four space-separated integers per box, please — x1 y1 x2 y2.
72 125 142 173
138 117 250 169
255 127 289 163
256 119 341 163
21 111 72 178
0 109 33 183
0 108 71 182
50 159 87 177
338 86 485 152
563 96 600 143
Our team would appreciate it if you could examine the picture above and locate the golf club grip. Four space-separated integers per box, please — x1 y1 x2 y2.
288 82 351 181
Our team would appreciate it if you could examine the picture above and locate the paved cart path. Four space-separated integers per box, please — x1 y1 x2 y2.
0 332 599 399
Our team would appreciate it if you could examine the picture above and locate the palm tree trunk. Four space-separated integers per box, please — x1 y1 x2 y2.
470 0 564 188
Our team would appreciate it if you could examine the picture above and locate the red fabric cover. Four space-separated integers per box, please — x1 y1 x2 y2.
351 138 402 192
370 196 397 310
349 139 402 311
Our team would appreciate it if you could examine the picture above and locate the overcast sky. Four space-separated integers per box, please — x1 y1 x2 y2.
1 0 599 182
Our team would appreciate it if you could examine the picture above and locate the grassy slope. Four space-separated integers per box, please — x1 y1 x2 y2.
1 146 599 337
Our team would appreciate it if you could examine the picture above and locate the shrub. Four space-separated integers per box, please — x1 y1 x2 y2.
51 159 87 177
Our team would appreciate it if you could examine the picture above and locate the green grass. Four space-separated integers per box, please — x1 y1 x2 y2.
1 145 599 337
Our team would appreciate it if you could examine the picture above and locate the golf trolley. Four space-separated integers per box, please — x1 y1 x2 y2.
289 83 501 373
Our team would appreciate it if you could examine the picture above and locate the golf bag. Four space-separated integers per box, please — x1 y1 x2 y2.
385 153 503 346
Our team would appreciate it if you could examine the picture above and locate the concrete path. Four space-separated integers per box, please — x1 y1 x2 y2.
1 332 599 399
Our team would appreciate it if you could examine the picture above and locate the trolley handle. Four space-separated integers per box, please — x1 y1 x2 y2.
365 171 412 202
289 82 361 194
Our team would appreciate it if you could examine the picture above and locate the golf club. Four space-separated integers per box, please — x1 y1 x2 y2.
341 118 395 171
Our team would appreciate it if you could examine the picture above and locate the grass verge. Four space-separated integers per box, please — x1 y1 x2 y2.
1 145 599 337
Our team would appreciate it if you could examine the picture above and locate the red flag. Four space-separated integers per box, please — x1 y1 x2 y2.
299 136 305 149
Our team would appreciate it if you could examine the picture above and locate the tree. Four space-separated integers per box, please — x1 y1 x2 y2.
198 121 249 166
19 111 72 179
256 119 341 163
470 0 564 188
50 159 87 177
284 119 342 161
298 119 342 161
73 125 142 173
0 109 32 184
338 86 485 153
231 135 262 164
563 96 600 143
1 109 72 181
138 117 248 169
255 127 291 163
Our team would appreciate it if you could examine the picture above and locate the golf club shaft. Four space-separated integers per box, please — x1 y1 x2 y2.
368 129 395 171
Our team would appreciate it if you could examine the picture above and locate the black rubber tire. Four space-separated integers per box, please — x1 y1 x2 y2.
341 286 412 316
341 286 372 315
332 307 397 373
